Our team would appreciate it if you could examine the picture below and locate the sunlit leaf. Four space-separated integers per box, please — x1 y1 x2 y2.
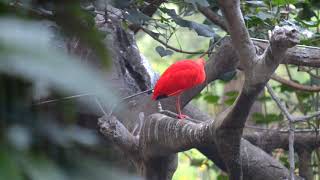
297 3 316 21
223 91 239 105
204 94 219 104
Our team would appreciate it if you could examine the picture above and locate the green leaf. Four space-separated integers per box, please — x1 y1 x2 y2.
279 84 295 92
252 113 283 124
224 91 239 105
204 95 219 104
272 0 297 6
297 3 316 21
125 9 152 25
155 46 174 57
256 11 273 20
258 96 271 102
193 93 203 99
296 91 312 100
225 91 239 97
217 174 228 180
160 8 215 37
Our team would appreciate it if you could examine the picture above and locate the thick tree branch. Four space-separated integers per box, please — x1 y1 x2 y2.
253 39 320 68
243 129 320 153
217 0 256 69
98 115 139 155
139 113 212 156
210 11 299 178
197 5 228 31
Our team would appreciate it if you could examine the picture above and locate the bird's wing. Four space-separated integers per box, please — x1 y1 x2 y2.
153 61 202 99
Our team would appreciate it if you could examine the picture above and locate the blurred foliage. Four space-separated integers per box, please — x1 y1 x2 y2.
0 0 137 180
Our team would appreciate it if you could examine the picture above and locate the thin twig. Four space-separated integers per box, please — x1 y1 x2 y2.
245 125 320 133
266 83 295 180
34 93 95 105
271 74 320 92
292 111 320 122
141 27 207 55
94 97 108 116
298 67 320 79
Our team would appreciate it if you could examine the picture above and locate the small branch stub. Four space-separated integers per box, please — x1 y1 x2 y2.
98 115 139 154
270 26 300 50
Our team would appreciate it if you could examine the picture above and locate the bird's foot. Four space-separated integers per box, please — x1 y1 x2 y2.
177 114 189 119
159 110 201 123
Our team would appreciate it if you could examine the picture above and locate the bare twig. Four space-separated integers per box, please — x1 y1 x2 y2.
266 83 295 180
271 74 320 92
34 93 95 105
141 27 206 55
292 111 320 122
298 67 320 79
94 97 108 116
245 125 320 133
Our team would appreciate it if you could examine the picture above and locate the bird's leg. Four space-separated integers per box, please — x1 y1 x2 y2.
176 95 188 119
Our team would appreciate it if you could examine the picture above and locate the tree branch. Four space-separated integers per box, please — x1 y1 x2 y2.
217 0 256 69
139 113 212 156
98 115 139 155
266 83 295 180
141 27 206 55
197 4 228 31
271 74 320 92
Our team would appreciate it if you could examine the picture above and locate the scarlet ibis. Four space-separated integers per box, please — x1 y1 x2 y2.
152 58 206 119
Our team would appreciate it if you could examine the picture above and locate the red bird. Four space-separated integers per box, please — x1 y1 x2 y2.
152 58 206 119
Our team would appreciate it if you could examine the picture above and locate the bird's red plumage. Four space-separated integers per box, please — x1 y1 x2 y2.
152 58 206 100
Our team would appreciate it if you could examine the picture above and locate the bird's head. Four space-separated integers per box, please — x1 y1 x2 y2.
196 58 206 67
